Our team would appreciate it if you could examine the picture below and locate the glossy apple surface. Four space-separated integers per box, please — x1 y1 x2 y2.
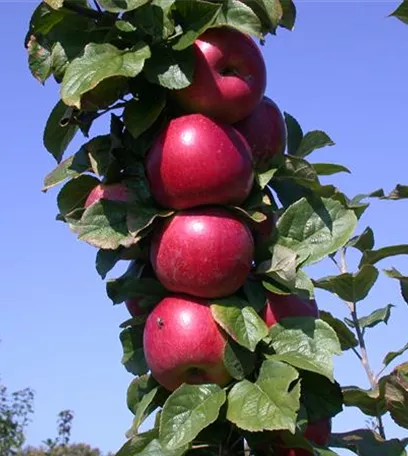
150 207 254 298
146 113 254 210
174 27 267 124
143 295 232 391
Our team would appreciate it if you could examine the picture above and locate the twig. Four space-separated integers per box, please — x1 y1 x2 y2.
64 0 104 20
93 0 102 13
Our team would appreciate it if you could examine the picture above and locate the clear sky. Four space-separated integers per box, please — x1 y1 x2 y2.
0 1 407 455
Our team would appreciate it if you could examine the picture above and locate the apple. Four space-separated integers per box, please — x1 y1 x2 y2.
125 262 156 317
263 292 319 327
174 27 267 124
146 113 254 210
84 182 129 208
234 96 287 171
143 295 232 391
150 207 254 298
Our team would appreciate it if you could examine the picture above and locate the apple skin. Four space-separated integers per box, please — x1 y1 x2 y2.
150 207 254 298
174 27 267 124
146 113 254 210
143 295 232 391
234 96 287 171
263 292 319 327
84 183 129 208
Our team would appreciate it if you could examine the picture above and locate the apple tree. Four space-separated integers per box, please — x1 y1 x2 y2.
25 1 408 455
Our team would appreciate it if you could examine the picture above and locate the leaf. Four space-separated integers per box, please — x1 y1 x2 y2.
279 0 296 30
44 0 64 9
360 245 408 267
342 385 386 417
276 196 357 266
319 311 358 351
226 360 300 432
274 155 318 185
300 371 343 422
43 100 79 162
43 147 90 191
313 265 379 303
390 1 408 25
384 363 408 429
347 227 375 252
215 0 263 37
160 384 226 450
61 42 151 109
211 296 269 351
257 167 278 189
284 112 303 156
243 279 267 313
384 267 408 304
385 184 408 200
246 0 283 35
57 175 100 219
127 204 173 238
120 326 148 376
256 244 297 289
294 131 335 158
223 338 256 380
383 342 408 368
313 163 351 176
348 305 394 331
127 375 159 431
123 90 166 139
95 248 123 279
117 430 188 456
97 0 150 13
73 200 135 250
26 34 52 83
267 318 342 382
172 0 221 51
330 429 408 456
144 46 194 90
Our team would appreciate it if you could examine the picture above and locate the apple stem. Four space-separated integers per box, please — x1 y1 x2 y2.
338 248 386 440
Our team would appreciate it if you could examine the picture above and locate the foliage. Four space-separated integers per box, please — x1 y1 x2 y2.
24 0 408 455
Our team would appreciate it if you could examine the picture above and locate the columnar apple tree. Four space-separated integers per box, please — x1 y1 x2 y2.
25 1 408 455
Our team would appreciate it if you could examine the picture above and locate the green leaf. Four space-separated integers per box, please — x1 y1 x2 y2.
300 371 343 422
342 385 386 417
384 267 408 304
274 155 318 184
313 265 379 303
257 167 278 189
215 0 263 37
57 175 99 219
127 204 173 238
279 0 296 30
319 311 358 351
160 384 226 450
97 0 150 13
26 35 52 83
43 147 90 191
243 279 267 313
347 227 375 252
44 0 64 9
349 305 394 331
172 0 221 51
127 375 160 431
226 360 300 432
330 429 408 456
284 112 303 156
223 338 256 380
95 248 124 279
383 342 408 368
313 163 351 176
123 90 166 139
360 245 408 267
256 244 297 289
294 130 335 158
117 430 188 456
144 46 194 90
384 363 408 429
211 296 269 351
267 318 342 382
61 42 151 109
276 196 358 266
385 184 408 200
120 326 148 376
43 100 79 162
390 1 408 25
246 0 283 35
73 200 135 250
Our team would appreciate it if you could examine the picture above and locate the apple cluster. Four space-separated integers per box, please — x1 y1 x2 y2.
85 27 329 455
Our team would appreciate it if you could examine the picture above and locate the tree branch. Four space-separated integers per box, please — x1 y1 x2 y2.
63 0 104 20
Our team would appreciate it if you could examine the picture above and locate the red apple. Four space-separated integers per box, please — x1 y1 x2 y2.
143 295 232 391
174 27 267 124
263 292 319 327
84 183 129 208
234 97 286 171
150 207 254 298
146 114 254 210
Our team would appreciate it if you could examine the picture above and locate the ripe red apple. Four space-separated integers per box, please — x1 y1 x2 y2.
234 96 286 171
146 114 254 210
150 207 254 298
143 295 232 391
263 292 319 327
174 27 267 124
84 183 129 208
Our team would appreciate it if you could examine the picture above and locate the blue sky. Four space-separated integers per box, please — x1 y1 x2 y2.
0 1 407 455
